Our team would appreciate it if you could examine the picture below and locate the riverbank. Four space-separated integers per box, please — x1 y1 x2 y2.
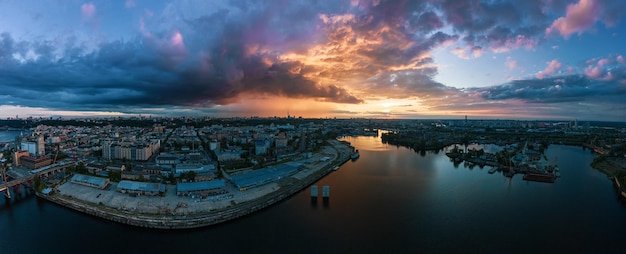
590 157 626 199
36 140 353 229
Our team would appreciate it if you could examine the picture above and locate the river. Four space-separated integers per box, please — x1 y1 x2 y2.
1 135 625 253
0 130 21 142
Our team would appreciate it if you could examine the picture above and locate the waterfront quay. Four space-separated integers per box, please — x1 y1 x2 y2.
37 140 353 229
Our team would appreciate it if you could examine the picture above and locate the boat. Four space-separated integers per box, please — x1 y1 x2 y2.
488 167 497 174
523 172 556 183
351 150 360 160
332 165 339 171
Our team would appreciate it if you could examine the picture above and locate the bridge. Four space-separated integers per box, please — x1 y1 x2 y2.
0 162 74 199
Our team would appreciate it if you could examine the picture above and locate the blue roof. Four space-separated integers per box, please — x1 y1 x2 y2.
71 174 109 188
230 163 302 189
117 180 164 193
177 180 225 192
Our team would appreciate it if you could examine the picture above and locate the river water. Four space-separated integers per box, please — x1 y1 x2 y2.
1 135 625 253
0 130 21 142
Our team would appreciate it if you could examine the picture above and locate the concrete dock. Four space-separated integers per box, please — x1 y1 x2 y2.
37 140 352 229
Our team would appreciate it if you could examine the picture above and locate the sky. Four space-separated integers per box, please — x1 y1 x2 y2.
0 0 625 121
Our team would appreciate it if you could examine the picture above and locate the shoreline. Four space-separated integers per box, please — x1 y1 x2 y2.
590 158 626 200
36 140 353 229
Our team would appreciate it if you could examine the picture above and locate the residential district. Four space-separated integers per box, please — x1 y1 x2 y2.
1 117 625 228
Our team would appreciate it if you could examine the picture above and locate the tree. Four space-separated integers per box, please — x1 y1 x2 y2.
109 170 121 182
168 173 175 183
74 162 88 174
33 176 44 192
187 171 196 182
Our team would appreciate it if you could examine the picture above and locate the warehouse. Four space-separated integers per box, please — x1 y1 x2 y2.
230 163 302 190
116 180 166 196
70 174 110 189
176 179 227 197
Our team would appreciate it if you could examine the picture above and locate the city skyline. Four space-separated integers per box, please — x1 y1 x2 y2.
1 0 625 121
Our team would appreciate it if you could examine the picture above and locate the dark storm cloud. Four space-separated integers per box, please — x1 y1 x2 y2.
1 0 624 119
435 0 564 51
0 1 362 112
362 68 459 99
478 75 626 103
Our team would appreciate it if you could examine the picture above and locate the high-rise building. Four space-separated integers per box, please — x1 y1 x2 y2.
37 135 45 156
21 141 37 156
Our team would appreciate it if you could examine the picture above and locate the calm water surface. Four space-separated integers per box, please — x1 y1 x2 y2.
0 131 21 142
1 135 625 253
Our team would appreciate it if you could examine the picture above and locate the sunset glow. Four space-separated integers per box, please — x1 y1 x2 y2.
0 0 625 121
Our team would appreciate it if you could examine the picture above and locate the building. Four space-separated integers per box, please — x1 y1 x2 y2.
209 140 220 151
13 150 29 166
188 152 202 161
37 135 45 156
275 133 288 148
21 141 37 156
70 174 110 189
116 180 166 196
176 179 226 197
20 135 46 157
102 140 159 161
174 164 215 175
215 150 245 162
255 140 269 155
230 163 301 191
20 156 52 169
156 154 177 165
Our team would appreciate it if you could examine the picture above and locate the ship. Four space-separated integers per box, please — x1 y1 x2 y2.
351 150 360 160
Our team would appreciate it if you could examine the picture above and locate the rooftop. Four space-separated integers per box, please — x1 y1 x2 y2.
176 179 225 193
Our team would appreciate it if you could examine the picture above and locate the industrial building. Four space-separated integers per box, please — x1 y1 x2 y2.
20 135 45 157
20 156 52 169
230 163 302 191
70 174 110 189
102 139 160 161
116 180 166 196
12 150 29 167
155 154 177 165
176 179 226 197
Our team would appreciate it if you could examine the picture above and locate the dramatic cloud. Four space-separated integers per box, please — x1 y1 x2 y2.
536 59 563 79
546 0 625 38
479 74 626 108
0 0 624 120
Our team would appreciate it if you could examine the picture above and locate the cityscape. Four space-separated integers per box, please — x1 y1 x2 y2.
1 0 626 253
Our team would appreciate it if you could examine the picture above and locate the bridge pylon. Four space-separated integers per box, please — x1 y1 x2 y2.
1 166 9 199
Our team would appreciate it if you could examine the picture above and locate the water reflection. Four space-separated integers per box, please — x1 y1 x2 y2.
2 137 626 253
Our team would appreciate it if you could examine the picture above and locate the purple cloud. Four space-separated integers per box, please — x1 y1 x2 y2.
546 0 624 38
